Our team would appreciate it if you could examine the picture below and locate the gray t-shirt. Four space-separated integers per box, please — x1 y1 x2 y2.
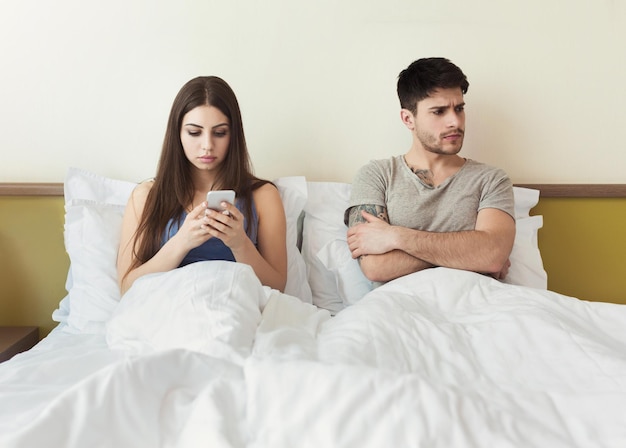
345 156 514 231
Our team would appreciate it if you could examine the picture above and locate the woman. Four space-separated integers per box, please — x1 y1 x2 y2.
117 76 287 295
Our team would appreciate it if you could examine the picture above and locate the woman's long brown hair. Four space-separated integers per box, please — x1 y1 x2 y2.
126 76 269 277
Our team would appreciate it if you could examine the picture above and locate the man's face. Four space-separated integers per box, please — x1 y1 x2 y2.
405 87 466 155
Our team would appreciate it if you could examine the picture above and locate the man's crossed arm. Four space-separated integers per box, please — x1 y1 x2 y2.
346 204 515 283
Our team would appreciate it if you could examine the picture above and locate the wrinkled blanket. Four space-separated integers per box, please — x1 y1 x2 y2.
1 262 625 447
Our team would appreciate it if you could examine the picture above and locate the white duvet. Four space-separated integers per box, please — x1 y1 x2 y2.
1 261 626 448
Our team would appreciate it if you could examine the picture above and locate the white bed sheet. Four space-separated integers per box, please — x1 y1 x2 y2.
0 324 123 435
1 264 626 448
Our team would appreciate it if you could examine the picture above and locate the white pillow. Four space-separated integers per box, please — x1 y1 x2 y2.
54 167 312 334
301 183 547 313
64 201 128 333
301 182 373 315
273 177 313 303
503 215 547 289
56 168 136 333
64 166 137 206
513 186 540 219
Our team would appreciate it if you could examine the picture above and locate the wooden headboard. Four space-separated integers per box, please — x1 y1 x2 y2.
1 182 625 337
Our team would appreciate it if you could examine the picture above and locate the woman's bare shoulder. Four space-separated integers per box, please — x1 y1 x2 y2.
252 181 281 203
124 179 155 217
131 179 155 200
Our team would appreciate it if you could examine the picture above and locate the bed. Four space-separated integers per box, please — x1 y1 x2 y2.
1 168 625 447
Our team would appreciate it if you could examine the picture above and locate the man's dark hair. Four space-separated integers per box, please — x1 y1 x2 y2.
397 57 469 114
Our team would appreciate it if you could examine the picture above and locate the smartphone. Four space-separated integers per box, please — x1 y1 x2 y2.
206 190 236 212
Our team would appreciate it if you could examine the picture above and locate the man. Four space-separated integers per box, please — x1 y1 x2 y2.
345 57 515 283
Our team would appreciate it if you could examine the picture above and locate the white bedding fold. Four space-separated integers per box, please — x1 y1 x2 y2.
0 326 123 436
1 350 245 448
106 261 267 364
250 267 626 447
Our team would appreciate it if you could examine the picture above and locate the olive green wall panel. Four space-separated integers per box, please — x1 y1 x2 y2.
0 197 68 337
533 198 626 304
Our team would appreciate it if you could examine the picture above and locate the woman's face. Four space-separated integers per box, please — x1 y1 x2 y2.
180 105 231 173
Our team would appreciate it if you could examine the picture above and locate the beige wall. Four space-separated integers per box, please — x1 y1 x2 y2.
1 1 624 185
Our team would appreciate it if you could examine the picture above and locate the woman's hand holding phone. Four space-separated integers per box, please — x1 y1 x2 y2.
203 190 247 251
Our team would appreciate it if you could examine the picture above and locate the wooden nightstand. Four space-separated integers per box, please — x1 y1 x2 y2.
0 326 39 363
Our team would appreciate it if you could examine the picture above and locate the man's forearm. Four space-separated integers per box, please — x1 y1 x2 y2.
359 249 433 283
393 226 512 275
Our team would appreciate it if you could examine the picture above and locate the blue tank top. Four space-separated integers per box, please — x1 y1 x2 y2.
162 198 259 267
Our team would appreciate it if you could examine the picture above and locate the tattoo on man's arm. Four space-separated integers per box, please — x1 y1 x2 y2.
348 204 389 226
348 204 388 265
